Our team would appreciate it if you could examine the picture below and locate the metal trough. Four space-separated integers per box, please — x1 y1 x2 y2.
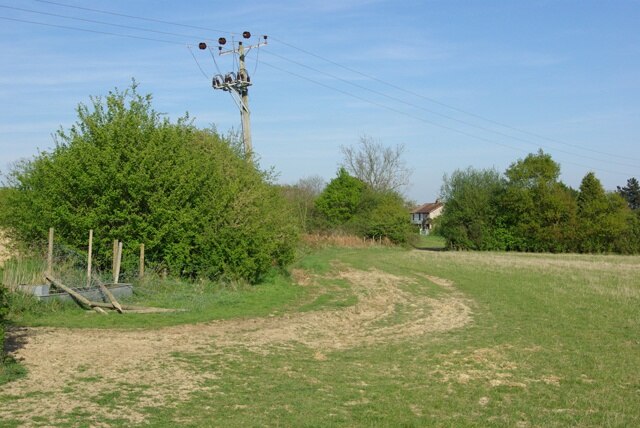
18 283 133 303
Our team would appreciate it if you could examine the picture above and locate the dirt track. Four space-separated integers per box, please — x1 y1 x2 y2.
1 267 472 426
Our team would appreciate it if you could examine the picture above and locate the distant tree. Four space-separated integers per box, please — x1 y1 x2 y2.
437 167 506 250
352 189 415 244
617 177 640 211
315 168 366 227
577 172 634 252
500 150 577 252
578 172 608 214
436 150 639 254
340 135 412 193
605 192 640 253
280 175 325 232
314 168 412 243
504 149 560 187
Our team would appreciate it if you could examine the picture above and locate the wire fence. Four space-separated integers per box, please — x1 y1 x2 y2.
2 234 142 292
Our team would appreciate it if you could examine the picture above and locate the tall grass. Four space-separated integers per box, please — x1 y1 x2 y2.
302 233 393 249
1 257 46 291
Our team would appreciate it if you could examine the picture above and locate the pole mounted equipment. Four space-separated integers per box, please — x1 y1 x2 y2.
199 31 267 158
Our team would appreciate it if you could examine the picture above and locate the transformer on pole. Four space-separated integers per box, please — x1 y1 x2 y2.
199 32 267 158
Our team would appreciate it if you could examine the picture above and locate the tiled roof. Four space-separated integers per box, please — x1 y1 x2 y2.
411 201 443 214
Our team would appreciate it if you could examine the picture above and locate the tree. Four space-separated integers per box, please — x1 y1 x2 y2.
315 168 366 227
617 177 640 211
500 150 577 252
340 135 411 193
578 172 637 253
504 149 560 188
314 168 413 243
351 189 414 244
1 83 297 283
280 175 325 232
437 167 506 250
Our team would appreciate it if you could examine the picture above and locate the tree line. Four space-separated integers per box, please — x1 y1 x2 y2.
280 136 415 244
437 150 640 253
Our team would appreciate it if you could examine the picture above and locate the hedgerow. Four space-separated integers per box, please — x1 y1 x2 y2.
437 151 640 253
1 83 297 283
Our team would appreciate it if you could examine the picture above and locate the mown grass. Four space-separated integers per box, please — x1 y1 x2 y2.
413 233 447 250
2 247 640 427
148 248 640 427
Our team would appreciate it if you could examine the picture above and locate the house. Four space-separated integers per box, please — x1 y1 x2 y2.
410 201 444 235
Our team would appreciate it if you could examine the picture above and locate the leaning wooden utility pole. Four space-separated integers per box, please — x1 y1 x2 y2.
198 31 267 159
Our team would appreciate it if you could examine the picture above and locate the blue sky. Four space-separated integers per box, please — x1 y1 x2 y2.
1 0 639 203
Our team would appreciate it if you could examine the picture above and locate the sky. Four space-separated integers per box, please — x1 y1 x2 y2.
1 0 639 203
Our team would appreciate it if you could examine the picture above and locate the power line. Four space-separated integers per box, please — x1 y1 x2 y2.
268 36 640 163
262 50 638 170
257 60 635 178
33 0 238 36
3 5 636 177
0 4 205 42
0 15 185 45
187 45 210 81
23 0 640 164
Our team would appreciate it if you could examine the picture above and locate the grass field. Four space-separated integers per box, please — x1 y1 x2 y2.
413 234 447 250
1 247 639 427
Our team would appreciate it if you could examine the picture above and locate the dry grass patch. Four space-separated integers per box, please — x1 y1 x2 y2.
302 233 391 248
0 229 14 267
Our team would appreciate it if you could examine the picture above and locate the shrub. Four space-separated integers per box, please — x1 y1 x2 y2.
437 167 505 250
351 190 414 244
315 168 366 227
314 169 413 244
1 83 297 283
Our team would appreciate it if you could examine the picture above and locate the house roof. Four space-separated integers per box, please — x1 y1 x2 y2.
411 201 443 214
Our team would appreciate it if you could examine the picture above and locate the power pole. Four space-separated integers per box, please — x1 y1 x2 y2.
199 32 267 158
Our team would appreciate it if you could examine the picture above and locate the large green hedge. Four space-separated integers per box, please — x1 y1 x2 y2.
1 84 297 282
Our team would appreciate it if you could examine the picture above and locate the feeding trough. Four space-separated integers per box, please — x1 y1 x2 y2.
18 283 133 303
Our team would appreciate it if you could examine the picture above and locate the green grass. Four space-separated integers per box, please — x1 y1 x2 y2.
0 356 27 386
413 233 447 249
2 247 640 427
6 271 306 329
147 248 640 427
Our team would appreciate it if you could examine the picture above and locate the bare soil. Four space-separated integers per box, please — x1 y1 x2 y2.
1 266 473 426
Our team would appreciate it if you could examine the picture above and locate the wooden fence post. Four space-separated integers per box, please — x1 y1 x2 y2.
47 227 54 277
112 239 118 283
114 241 123 284
139 243 145 279
86 229 93 288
